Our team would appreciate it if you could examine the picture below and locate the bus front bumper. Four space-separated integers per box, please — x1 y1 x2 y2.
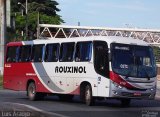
110 83 156 99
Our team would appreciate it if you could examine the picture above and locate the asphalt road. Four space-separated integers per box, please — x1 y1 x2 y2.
0 88 160 117
0 81 160 117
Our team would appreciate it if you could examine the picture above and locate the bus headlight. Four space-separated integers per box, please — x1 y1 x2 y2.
113 82 123 89
150 88 154 91
118 85 123 89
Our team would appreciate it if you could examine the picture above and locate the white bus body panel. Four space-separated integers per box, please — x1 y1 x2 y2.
22 36 156 98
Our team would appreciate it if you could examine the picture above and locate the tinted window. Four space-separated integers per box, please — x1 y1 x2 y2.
111 43 157 78
94 41 109 78
6 46 21 63
19 45 32 62
45 43 60 62
31 44 44 62
59 42 75 62
75 41 92 62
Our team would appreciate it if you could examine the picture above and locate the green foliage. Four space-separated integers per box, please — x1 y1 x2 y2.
152 46 160 62
10 0 64 40
15 13 26 30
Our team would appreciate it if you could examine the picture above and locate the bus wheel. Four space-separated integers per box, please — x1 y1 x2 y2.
27 82 38 101
121 99 131 107
84 85 94 106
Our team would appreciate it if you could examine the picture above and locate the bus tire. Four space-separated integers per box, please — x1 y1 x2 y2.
27 82 38 101
84 85 95 106
121 99 131 107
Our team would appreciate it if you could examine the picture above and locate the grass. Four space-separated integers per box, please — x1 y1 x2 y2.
0 75 3 89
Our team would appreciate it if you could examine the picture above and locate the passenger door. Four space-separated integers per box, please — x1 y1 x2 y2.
93 41 110 97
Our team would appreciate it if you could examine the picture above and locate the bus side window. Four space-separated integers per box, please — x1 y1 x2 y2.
45 43 60 62
75 41 92 62
93 41 109 78
19 45 32 62
31 44 44 62
59 42 75 62
6 46 21 63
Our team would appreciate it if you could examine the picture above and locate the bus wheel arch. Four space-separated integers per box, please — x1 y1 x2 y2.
27 79 46 101
80 81 95 106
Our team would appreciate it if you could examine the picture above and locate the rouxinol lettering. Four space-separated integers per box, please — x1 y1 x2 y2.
55 66 86 73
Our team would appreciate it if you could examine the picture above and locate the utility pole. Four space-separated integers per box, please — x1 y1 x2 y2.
25 0 28 40
0 0 6 75
37 11 40 39
18 0 28 40
78 22 80 26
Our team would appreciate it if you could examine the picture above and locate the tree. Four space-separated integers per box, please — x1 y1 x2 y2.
10 0 64 40
152 46 160 62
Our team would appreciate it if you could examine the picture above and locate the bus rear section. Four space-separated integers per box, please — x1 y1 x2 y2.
3 42 50 93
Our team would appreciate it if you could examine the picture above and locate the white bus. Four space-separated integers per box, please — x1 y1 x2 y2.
3 27 157 106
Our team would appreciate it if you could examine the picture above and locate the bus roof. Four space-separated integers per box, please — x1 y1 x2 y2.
7 36 149 48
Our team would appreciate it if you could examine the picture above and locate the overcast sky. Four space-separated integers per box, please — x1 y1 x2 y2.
56 0 160 29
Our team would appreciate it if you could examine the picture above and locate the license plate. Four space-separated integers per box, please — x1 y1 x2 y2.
134 92 141 96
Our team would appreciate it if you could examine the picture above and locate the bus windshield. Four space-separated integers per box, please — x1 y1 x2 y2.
111 43 157 78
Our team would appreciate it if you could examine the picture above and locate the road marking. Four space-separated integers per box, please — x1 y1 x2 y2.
4 102 69 117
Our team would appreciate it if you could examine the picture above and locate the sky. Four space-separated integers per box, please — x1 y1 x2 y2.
56 0 160 29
